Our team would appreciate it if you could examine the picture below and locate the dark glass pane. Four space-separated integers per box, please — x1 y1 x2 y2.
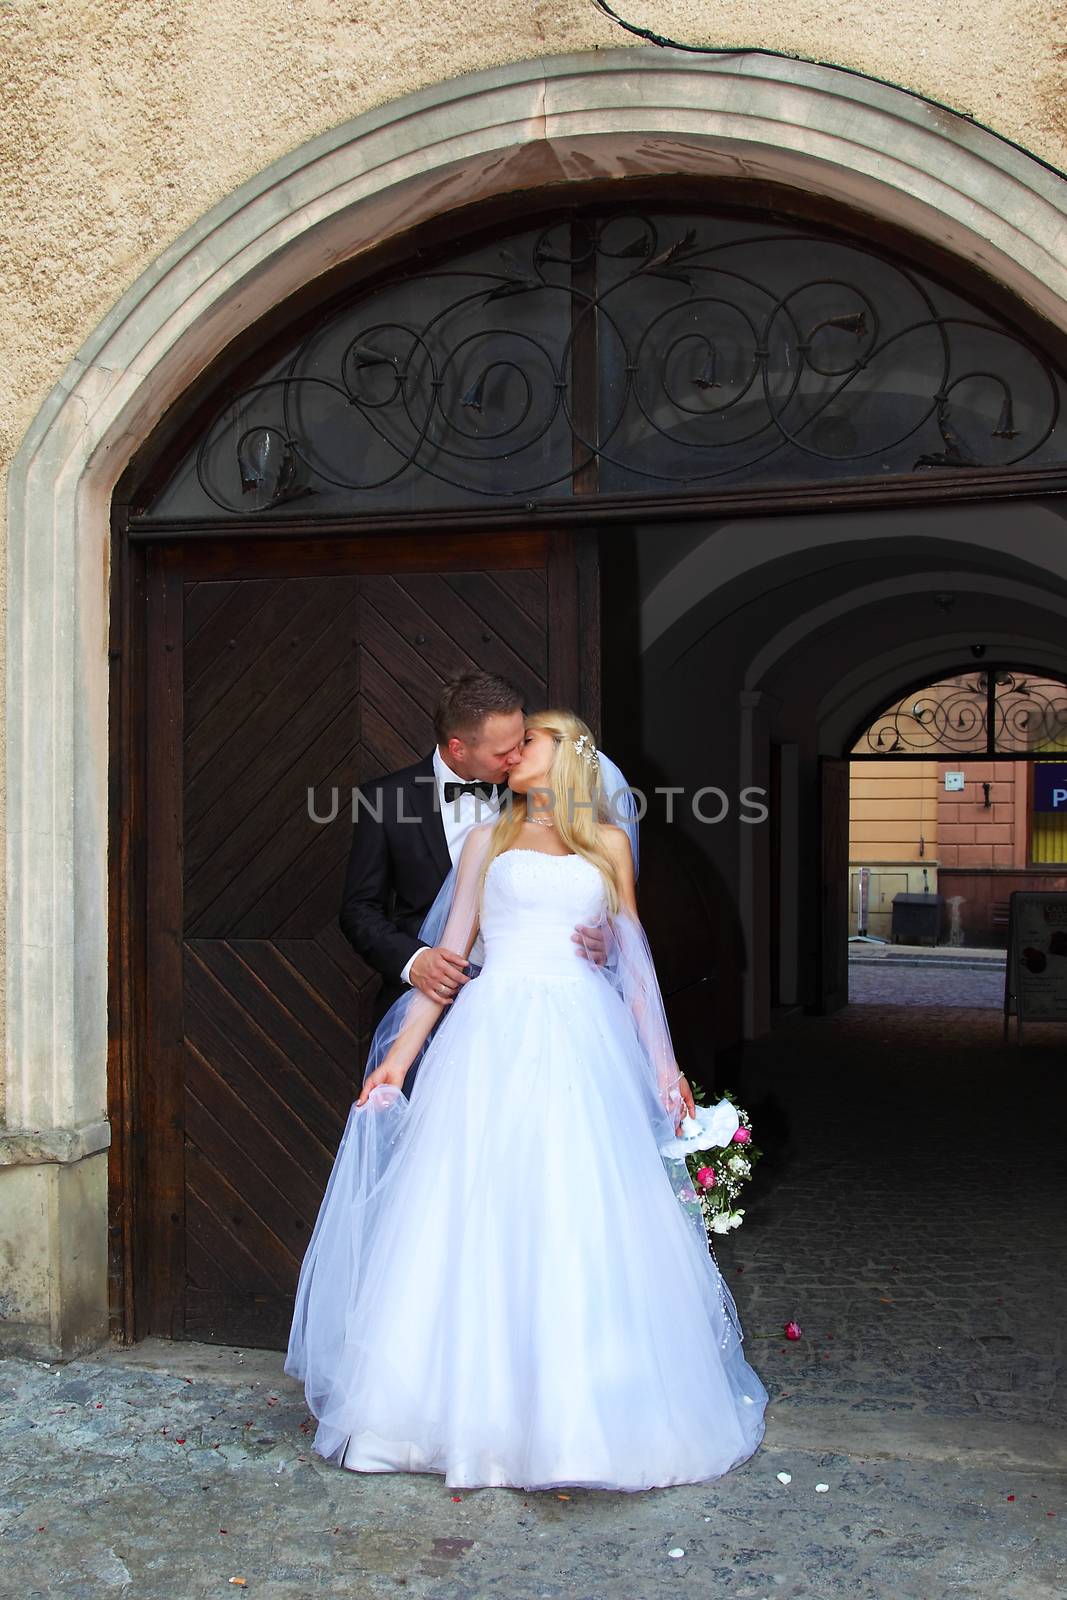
143 211 1067 521
148 230 579 518
594 215 1065 491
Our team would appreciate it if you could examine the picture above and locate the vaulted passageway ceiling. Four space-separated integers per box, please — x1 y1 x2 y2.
638 500 1067 661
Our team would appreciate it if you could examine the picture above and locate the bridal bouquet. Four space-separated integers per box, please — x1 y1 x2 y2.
660 1087 762 1240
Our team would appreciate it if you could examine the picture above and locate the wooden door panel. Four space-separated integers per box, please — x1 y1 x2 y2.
360 574 476 683
489 566 549 621
358 598 450 716
185 618 360 846
270 829 365 941
184 584 360 841
142 533 579 1347
182 986 338 1184
367 572 547 705
185 708 361 933
184 578 334 739
442 573 548 679
183 576 243 641
398 573 540 691
228 939 363 1068
358 699 421 776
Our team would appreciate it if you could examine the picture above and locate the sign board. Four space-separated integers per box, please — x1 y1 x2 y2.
1003 891 1067 1041
1032 763 1067 813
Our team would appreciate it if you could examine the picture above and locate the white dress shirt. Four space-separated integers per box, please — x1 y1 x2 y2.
398 746 505 984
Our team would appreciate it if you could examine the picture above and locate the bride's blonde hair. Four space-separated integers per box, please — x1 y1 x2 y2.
481 709 624 913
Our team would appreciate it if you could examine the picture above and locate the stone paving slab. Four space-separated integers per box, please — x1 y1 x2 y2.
0 1348 1063 1600
3 971 1066 1598
849 942 1006 964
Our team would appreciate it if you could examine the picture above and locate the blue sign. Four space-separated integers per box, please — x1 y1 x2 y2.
1033 763 1067 812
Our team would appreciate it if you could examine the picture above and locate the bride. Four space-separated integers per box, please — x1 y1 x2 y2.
284 709 768 1490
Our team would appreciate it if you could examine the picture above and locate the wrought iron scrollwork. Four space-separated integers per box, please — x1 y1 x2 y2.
860 672 1067 755
146 212 1067 518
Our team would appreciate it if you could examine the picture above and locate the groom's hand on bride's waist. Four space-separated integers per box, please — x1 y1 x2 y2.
409 945 471 1004
572 921 610 966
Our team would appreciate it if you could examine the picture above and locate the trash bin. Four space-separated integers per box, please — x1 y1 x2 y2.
890 891 944 946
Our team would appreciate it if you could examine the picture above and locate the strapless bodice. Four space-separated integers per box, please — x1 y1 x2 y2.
479 849 607 978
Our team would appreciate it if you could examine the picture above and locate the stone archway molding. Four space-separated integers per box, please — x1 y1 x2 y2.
6 48 1067 1343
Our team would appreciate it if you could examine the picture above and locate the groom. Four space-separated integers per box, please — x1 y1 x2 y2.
339 671 527 1093
340 670 607 1096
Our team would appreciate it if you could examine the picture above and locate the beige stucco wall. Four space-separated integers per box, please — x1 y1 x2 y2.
4 0 1067 519
1 0 1066 1119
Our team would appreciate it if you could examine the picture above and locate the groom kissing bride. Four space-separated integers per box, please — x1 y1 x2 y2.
288 672 767 1490
338 669 610 1097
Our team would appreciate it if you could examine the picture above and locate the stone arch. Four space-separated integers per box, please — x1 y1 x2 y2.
819 631 1067 759
8 44 1067 1154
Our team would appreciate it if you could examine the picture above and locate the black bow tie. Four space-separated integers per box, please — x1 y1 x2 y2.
443 780 503 803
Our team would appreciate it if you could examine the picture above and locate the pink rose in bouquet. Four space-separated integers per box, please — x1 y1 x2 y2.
665 1089 762 1248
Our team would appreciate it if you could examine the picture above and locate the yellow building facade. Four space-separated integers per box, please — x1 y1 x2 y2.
849 675 1067 941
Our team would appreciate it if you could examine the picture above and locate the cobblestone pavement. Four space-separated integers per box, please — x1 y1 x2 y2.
1 968 1065 1599
847 960 1005 1008
722 969 1066 1439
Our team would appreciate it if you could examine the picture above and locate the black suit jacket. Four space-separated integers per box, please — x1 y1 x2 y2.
339 752 454 1025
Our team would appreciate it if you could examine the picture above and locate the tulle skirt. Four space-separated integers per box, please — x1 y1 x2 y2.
284 961 768 1490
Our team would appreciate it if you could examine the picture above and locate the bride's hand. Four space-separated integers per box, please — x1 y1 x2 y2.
664 1071 697 1132
356 1053 408 1107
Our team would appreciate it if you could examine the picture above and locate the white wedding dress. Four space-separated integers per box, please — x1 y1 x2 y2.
285 845 768 1491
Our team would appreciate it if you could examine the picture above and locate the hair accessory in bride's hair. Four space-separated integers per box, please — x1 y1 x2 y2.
572 733 600 772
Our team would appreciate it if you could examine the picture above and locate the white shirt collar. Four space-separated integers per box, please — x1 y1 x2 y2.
433 746 466 788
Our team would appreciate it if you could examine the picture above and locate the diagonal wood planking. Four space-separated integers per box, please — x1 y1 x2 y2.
177 562 550 1343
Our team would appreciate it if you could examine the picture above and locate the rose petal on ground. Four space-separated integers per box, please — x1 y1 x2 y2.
776 1472 792 1485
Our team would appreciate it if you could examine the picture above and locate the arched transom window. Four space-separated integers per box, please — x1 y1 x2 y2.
137 210 1067 523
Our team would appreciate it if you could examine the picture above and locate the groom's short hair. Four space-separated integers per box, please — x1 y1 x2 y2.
434 671 524 746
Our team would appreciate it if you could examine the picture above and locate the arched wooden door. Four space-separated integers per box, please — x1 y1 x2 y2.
130 529 589 1347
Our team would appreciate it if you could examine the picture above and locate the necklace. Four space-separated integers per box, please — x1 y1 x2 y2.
525 812 555 828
